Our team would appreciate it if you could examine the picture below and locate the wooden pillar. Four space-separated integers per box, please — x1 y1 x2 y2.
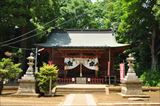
95 70 98 77
64 58 67 78
51 48 53 61
108 48 111 70
64 70 67 78
111 56 114 75
80 63 82 77
108 48 111 85
80 53 83 77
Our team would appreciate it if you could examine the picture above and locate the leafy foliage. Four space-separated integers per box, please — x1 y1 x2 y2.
0 58 22 94
140 70 160 86
0 58 22 81
109 0 160 71
0 0 34 42
36 63 58 94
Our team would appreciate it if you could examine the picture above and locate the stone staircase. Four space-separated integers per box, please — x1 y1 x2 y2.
54 84 107 95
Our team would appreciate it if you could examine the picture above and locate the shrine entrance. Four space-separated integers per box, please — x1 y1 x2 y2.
64 58 99 78
66 65 96 78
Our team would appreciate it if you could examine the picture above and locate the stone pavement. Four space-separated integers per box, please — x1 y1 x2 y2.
59 93 97 106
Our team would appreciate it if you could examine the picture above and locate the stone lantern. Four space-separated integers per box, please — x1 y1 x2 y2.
121 54 149 98
16 53 38 96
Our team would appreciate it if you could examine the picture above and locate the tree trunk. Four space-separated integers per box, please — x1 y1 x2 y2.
0 80 4 95
151 26 158 70
20 27 27 71
21 27 27 48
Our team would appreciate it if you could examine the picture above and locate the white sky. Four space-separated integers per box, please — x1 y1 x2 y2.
91 0 97 3
91 0 103 3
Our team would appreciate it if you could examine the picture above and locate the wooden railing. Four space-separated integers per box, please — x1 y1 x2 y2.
56 77 104 84
87 78 104 84
57 78 75 84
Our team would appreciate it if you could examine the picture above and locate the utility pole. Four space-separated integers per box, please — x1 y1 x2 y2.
35 48 38 73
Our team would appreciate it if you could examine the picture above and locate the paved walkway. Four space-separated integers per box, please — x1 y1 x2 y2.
60 94 97 106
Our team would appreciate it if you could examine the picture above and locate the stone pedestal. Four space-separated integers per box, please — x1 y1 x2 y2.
16 53 38 96
120 54 149 98
121 73 144 97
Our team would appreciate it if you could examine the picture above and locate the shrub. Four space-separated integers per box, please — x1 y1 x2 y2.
36 63 58 95
140 70 160 86
0 58 22 94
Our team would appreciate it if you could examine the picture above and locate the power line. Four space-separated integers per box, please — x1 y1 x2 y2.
5 46 33 51
0 6 86 45
1 13 86 47
0 17 59 45
1 33 39 47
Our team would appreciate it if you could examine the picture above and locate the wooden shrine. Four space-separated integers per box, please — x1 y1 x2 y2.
35 29 129 84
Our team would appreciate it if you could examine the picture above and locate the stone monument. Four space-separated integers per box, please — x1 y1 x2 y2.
16 53 38 96
121 54 149 98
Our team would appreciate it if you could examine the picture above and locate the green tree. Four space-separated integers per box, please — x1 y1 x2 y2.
0 0 64 46
55 0 112 29
36 63 58 95
0 58 22 94
0 0 34 47
30 0 64 39
0 0 109 46
0 0 64 68
152 0 160 69
112 0 160 71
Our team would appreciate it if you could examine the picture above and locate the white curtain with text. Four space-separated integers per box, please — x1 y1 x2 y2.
64 58 99 71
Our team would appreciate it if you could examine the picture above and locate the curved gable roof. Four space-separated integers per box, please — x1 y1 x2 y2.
35 29 129 48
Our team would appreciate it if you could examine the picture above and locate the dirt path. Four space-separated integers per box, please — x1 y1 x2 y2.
60 94 96 106
1 90 160 106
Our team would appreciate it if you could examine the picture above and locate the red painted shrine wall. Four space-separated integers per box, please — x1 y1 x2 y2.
42 48 118 78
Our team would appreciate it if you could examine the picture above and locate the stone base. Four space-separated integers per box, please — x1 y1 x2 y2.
105 86 109 95
120 72 146 98
14 93 39 97
121 83 143 95
16 79 38 97
120 82 150 98
128 97 149 101
119 93 150 98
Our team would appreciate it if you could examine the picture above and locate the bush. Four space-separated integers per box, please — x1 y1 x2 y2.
140 70 160 86
0 58 22 94
36 63 58 95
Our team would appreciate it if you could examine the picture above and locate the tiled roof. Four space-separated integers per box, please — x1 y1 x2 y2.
35 30 129 48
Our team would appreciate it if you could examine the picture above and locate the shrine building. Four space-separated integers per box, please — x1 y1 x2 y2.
35 29 129 84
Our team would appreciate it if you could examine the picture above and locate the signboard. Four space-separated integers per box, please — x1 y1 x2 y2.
120 63 125 80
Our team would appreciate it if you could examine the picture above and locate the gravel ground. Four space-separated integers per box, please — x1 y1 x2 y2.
0 90 160 106
93 92 160 103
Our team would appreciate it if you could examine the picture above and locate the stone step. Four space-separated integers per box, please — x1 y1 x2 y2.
55 88 105 95
54 84 106 95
